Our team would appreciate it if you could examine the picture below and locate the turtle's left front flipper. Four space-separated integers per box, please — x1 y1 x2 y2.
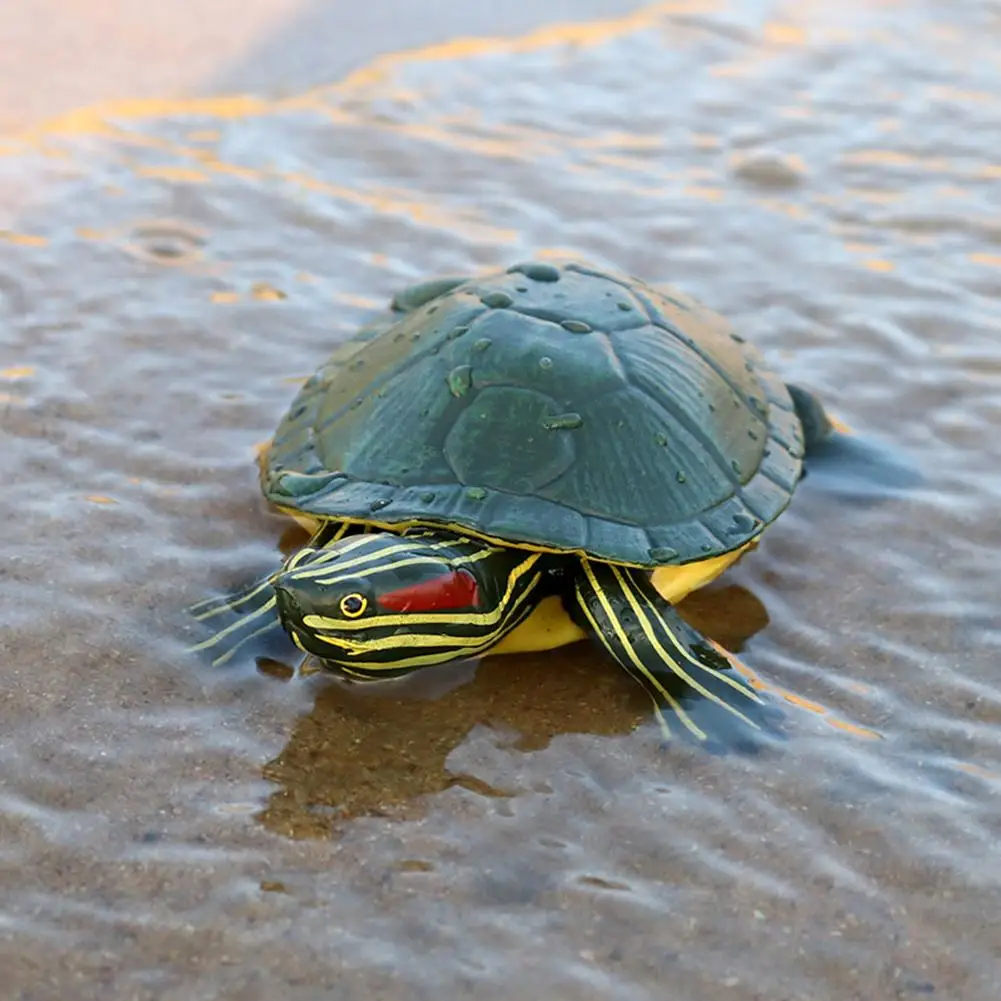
569 559 784 751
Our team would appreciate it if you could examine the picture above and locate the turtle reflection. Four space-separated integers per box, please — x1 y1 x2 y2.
255 582 769 838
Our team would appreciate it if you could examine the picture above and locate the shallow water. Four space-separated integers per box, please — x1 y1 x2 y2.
3 0 1001 997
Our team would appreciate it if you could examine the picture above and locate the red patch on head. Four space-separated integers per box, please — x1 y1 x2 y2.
377 569 480 613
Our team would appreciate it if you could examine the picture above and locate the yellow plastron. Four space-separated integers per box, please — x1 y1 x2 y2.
490 543 754 655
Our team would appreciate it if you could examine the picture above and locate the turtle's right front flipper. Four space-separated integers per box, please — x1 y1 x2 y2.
187 575 284 667
569 559 783 751
187 520 370 667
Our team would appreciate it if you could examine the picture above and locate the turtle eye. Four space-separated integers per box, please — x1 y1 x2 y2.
339 593 368 619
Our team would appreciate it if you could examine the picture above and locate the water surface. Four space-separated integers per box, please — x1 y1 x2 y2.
2 1 1001 997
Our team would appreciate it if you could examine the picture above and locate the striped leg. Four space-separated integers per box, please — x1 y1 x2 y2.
187 520 371 666
570 558 783 750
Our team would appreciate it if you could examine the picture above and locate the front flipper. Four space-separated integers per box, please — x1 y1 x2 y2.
188 576 284 667
187 520 371 667
570 559 783 751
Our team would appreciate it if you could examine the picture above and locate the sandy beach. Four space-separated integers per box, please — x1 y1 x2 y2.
2 1 1000 998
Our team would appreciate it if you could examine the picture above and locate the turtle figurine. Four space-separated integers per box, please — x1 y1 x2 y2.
193 257 834 748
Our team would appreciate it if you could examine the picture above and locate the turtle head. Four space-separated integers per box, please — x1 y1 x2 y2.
272 530 541 677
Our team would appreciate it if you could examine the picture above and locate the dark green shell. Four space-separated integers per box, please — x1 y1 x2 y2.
262 258 804 568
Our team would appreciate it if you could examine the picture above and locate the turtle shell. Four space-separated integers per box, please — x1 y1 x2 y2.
262 258 804 568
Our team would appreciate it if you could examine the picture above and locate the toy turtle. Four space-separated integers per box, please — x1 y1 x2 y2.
194 258 833 745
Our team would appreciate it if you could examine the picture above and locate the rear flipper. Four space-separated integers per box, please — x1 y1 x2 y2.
786 382 922 498
786 382 833 453
569 559 784 753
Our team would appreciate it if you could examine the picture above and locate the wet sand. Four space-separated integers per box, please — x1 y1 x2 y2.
3 0 1001 998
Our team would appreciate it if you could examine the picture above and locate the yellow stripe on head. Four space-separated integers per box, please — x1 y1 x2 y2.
300 552 541 632
273 530 549 676
303 570 543 657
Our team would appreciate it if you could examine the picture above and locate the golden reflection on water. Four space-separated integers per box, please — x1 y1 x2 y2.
0 230 46 246
3 1 723 151
2 0 817 244
11 0 944 266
